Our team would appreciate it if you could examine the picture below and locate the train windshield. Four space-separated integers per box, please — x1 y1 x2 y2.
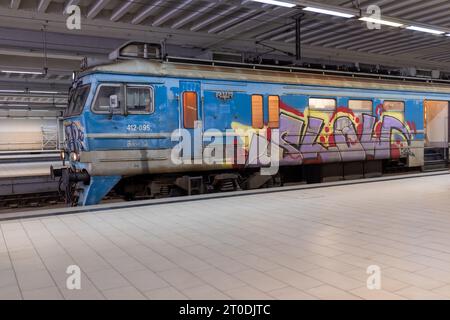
65 84 91 117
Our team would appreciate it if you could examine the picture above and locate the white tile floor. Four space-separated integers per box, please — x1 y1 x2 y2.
1 174 450 300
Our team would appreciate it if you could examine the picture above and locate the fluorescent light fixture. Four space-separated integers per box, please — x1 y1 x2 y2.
359 17 403 28
1 70 44 75
303 6 354 18
29 90 59 94
250 0 296 7
406 26 445 35
0 89 24 93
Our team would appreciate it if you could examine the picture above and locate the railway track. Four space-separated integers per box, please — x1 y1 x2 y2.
0 151 62 212
0 191 64 211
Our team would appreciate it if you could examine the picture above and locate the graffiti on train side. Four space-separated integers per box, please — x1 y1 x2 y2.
64 121 86 152
234 102 417 165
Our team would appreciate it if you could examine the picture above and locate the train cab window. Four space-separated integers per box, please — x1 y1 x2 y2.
92 84 123 114
183 91 198 129
309 98 336 111
251 95 264 129
65 84 90 117
383 101 405 121
127 86 153 114
268 95 280 128
349 100 373 113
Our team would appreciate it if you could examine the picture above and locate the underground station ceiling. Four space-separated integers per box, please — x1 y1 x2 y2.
1 0 450 94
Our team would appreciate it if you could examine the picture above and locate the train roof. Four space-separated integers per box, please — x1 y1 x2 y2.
86 58 450 94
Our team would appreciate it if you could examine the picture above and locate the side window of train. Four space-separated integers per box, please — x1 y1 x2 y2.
348 100 373 115
183 91 198 129
383 100 405 122
126 86 154 114
251 95 264 129
92 84 123 114
268 95 280 128
309 98 336 111
309 98 336 122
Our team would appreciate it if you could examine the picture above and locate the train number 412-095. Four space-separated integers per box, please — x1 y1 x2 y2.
127 124 151 131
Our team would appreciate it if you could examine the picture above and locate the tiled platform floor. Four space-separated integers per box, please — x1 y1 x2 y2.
1 174 450 300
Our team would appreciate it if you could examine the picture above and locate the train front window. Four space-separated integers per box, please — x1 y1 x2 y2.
127 86 153 114
92 84 123 114
65 84 90 117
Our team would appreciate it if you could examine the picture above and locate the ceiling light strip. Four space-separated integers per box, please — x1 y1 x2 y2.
359 17 403 28
1 70 44 75
406 26 445 35
250 0 296 8
303 7 355 18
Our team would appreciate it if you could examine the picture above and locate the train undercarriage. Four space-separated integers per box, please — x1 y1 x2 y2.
52 158 421 207
114 169 283 201
113 158 418 201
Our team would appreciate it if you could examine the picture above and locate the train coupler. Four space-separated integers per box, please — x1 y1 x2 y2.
50 166 91 206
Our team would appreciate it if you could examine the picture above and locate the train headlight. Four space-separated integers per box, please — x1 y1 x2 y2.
70 152 80 162
60 150 66 161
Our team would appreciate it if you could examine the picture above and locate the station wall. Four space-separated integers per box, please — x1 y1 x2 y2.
0 118 59 151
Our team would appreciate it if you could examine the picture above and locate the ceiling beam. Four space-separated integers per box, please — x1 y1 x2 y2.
87 0 111 19
255 24 294 41
152 0 193 27
190 5 238 32
37 0 52 13
171 1 216 29
218 10 268 35
10 0 20 10
208 9 260 34
111 0 137 22
132 0 164 25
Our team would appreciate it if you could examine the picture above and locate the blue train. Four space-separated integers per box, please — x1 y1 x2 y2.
53 42 450 206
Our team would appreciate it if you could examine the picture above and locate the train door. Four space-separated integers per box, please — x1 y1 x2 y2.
424 100 449 164
179 80 203 162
